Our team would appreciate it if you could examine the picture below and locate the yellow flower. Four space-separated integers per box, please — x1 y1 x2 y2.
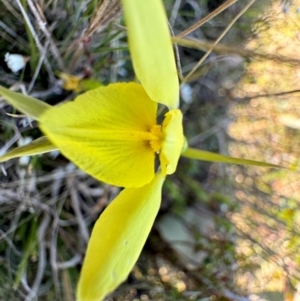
0 1 280 301
57 72 83 92
56 72 102 92
1 2 184 300
60 2 183 299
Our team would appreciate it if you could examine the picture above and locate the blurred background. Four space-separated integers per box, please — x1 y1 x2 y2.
1 0 300 300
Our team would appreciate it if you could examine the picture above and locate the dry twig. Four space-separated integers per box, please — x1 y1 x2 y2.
182 0 256 82
176 0 239 38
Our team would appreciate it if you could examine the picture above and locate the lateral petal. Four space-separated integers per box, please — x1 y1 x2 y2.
77 172 165 301
39 83 157 187
121 0 179 109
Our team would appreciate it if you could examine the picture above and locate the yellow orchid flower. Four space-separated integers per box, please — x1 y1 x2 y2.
0 2 182 300
0 1 281 301
44 3 184 299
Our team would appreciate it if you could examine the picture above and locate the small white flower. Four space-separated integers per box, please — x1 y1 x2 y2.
4 52 29 73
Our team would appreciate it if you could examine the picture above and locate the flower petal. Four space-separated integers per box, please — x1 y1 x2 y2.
77 172 165 301
160 109 185 175
39 83 158 187
121 0 179 109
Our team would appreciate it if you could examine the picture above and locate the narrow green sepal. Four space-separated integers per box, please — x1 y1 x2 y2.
182 147 283 168
0 85 51 120
0 137 57 163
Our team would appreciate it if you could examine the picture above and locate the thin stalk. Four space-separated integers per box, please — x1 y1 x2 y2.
182 0 256 83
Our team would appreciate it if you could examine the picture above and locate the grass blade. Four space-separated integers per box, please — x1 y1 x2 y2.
0 137 57 162
0 85 51 120
182 147 283 168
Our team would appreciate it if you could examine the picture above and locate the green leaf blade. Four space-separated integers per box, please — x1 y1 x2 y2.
182 147 284 168
0 85 51 120
0 137 57 163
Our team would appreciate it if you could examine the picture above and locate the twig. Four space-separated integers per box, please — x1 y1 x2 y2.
0 134 20 156
172 37 300 65
169 23 183 81
0 21 28 48
67 178 90 244
15 0 55 83
26 0 64 69
85 0 110 36
182 0 256 83
169 0 182 27
1 0 23 20
110 38 121 83
50 211 60 298
0 31 21 50
56 253 82 269
24 213 50 301
189 118 231 146
176 0 239 38
28 39 51 93
85 0 121 37
235 89 300 101
0 169 83 189
51 167 66 198
66 0 121 71
0 229 21 256
21 274 35 298
30 85 62 100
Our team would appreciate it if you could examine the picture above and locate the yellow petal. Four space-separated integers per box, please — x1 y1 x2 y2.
121 0 179 109
77 172 165 301
39 83 157 187
160 109 184 175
